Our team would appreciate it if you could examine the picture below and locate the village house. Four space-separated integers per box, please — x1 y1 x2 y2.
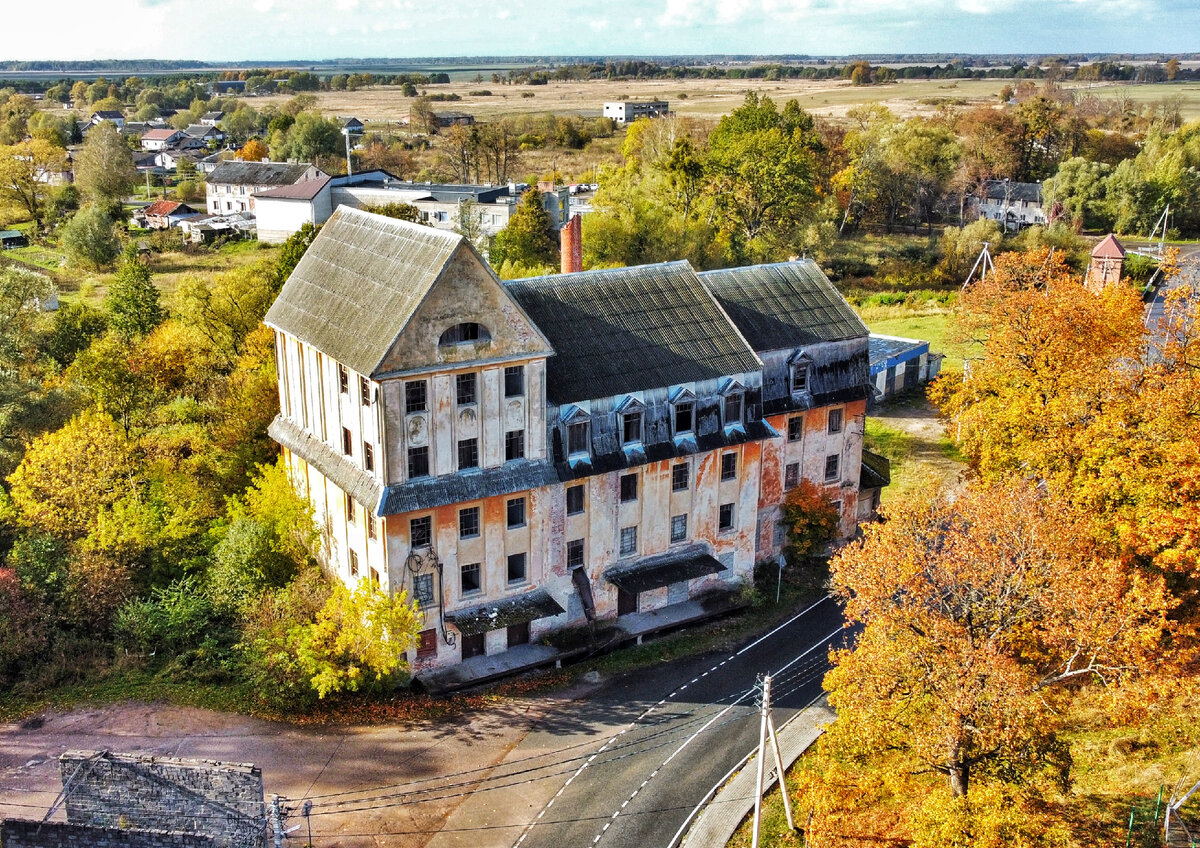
205 160 325 215
185 123 224 145
602 100 670 124
140 128 188 151
969 179 1048 230
90 109 125 129
136 199 200 229
264 208 877 678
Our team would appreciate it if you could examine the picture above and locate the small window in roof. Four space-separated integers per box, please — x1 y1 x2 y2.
439 322 491 346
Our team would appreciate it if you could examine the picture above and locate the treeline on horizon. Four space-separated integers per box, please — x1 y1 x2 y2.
4 55 1199 95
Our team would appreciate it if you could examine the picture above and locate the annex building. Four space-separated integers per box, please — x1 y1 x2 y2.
264 208 877 674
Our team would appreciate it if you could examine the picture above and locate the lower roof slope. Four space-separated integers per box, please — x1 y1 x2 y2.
505 261 761 405
699 260 868 352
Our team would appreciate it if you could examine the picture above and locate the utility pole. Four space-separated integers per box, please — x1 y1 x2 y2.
751 674 797 848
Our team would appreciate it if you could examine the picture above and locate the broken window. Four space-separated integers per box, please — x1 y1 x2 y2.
719 503 735 533
788 416 803 442
407 445 429 479
622 410 642 445
505 429 525 462
620 473 638 502
619 526 638 557
405 380 427 414
458 437 479 470
507 552 527 584
721 452 737 481
785 462 800 490
566 485 585 515
673 401 694 435
413 573 434 608
461 562 481 595
828 408 843 435
568 420 590 455
672 462 689 492
507 497 526 528
824 454 840 482
410 516 432 548
567 539 585 569
671 514 687 544
504 365 525 398
456 373 477 406
458 506 480 538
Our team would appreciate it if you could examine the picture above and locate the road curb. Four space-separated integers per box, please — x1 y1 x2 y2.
680 696 835 847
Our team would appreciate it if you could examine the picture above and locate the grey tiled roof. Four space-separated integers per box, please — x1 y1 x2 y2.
983 180 1042 203
699 261 868 352
206 160 314 186
602 544 726 594
506 262 762 405
444 589 564 636
264 207 463 378
268 416 382 510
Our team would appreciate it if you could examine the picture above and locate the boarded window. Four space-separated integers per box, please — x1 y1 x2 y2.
341 427 353 456
568 421 589 455
620 526 638 557
417 628 437 659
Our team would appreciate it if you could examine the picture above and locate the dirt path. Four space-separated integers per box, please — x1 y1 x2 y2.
0 685 598 847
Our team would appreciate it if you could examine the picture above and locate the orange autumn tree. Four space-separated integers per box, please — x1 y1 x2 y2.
813 481 1172 846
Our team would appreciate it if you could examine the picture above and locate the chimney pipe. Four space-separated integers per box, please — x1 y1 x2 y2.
561 214 582 275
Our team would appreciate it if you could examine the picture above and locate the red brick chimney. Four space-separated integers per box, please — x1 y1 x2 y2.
561 214 582 275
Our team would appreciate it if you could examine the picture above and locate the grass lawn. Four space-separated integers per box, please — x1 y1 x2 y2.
867 311 962 373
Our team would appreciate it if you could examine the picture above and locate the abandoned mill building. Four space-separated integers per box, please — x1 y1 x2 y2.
264 207 880 677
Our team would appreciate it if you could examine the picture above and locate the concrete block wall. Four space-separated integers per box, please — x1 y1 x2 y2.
58 752 266 848
1 819 218 848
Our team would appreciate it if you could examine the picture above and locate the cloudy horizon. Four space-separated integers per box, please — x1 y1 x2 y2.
4 0 1197 63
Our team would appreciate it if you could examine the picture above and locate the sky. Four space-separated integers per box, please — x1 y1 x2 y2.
5 0 1198 62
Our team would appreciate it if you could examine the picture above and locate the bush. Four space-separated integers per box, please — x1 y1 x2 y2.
114 576 223 655
61 204 121 270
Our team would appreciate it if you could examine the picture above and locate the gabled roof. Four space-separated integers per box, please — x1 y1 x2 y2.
264 207 465 377
506 262 761 405
254 175 332 201
982 180 1043 203
1092 233 1126 259
143 200 195 217
207 161 315 186
92 110 123 120
141 128 183 140
699 261 868 352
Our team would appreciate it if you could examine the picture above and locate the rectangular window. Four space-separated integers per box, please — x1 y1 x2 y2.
405 380 427 414
721 452 737 481
672 462 689 492
785 462 800 490
670 514 687 543
410 516 432 548
507 497 526 529
674 402 694 435
504 365 525 398
455 506 479 539
338 363 349 394
828 408 843 435
360 376 371 406
349 549 359 576
417 628 437 659
724 393 743 426
407 445 429 478
620 473 638 502
566 484 585 515
507 552 527 585
619 526 638 557
791 364 808 394
568 420 589 455
413 573 434 608
341 427 353 456
824 454 840 482
567 538 585 569
363 442 374 473
458 437 479 470
719 503 735 533
622 410 642 445
788 416 803 442
367 512 378 540
346 492 355 524
370 567 380 586
456 372 477 406
461 562 481 595
505 429 525 462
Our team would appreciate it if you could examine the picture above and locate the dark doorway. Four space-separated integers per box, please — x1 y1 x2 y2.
507 621 530 647
461 632 486 659
617 588 638 616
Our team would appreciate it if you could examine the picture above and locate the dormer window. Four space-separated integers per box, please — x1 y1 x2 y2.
568 420 590 455
790 354 812 395
439 322 490 346
622 410 642 445
723 393 743 427
673 401 694 435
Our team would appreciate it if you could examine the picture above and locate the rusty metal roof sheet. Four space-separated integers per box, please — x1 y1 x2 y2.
602 545 726 595
444 589 564 636
699 261 868 352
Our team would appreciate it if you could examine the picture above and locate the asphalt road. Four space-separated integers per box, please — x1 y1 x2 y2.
426 594 847 848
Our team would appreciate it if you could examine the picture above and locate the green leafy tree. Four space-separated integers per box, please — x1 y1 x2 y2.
73 121 137 215
39 301 108 368
365 202 420 223
489 188 557 271
271 222 319 292
105 247 164 339
0 138 69 227
1043 156 1112 231
176 263 275 365
61 204 121 270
